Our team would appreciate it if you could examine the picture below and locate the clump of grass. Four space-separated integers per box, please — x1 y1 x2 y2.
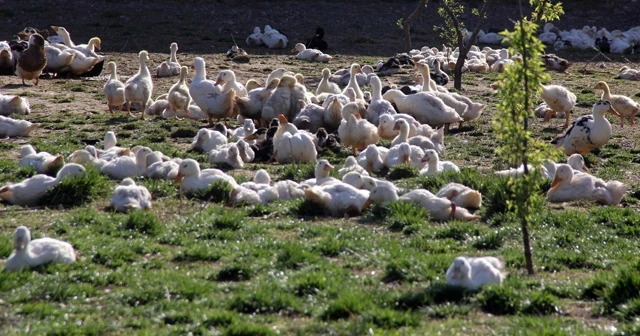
315 236 346 257
396 282 470 310
229 285 300 315
174 245 222 262
171 127 197 138
388 163 418 180
602 267 640 316
0 234 13 258
435 221 485 241
382 259 424 283
201 310 238 328
291 270 327 296
40 166 110 207
276 242 317 270
522 291 560 315
472 230 506 250
124 211 163 236
192 180 233 203
366 308 420 329
276 163 315 181
321 291 372 320
212 209 245 230
589 207 640 238
289 198 327 218
223 323 278 336
477 286 522 315
215 264 253 282
384 201 427 232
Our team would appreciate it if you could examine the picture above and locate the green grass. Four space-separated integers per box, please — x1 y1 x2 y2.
1 52 639 335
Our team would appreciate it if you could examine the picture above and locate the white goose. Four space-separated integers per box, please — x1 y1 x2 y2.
19 145 65 174
4 226 76 271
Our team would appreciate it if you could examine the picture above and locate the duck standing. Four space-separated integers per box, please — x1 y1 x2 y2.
16 34 47 85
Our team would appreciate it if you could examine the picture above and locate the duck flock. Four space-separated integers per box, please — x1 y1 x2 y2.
0 23 638 289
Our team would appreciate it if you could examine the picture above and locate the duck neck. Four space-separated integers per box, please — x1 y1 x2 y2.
139 58 149 77
60 30 74 47
170 49 178 63
371 82 383 101
109 68 118 81
194 64 206 82
395 125 409 143
600 85 612 100
419 72 432 92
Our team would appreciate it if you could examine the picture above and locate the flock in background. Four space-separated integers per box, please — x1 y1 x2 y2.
1 21 639 289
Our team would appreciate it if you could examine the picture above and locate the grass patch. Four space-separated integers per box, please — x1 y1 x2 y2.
123 211 163 236
40 166 110 207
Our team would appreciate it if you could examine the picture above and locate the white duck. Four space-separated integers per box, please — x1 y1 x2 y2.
260 25 288 49
338 156 369 178
367 75 396 125
100 146 152 180
236 140 255 163
174 159 237 195
436 183 482 209
547 163 627 206
208 143 244 169
19 145 65 174
365 184 479 221
0 116 37 137
262 75 295 124
304 182 371 217
316 68 341 95
124 50 153 119
382 89 462 130
391 119 441 154
167 66 192 120
190 128 228 152
110 178 152 212
228 184 279 206
103 61 125 114
303 160 341 187
4 226 76 271
377 113 433 140
357 145 388 174
338 102 380 155
551 100 620 155
384 143 412 169
0 94 31 116
215 70 248 98
292 43 332 63
446 256 505 290
540 84 577 128
156 42 181 77
419 149 460 176
0 163 86 206
246 27 264 46
145 152 180 181
190 57 237 126
594 81 639 127
272 114 317 164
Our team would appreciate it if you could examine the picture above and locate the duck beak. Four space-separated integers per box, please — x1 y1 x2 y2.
324 164 335 172
403 154 409 164
277 114 288 125
174 173 185 184
608 107 621 117
550 176 562 189
583 166 590 173
214 78 223 86
51 26 59 32
421 157 430 163
290 48 297 53
244 133 258 141
362 198 374 210
18 31 27 36
354 112 362 120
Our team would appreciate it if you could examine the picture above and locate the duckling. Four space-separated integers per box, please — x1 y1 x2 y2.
215 69 248 97
236 139 255 163
156 42 181 77
246 126 277 163
448 92 485 127
262 75 295 124
236 78 280 122
103 61 125 114
228 185 279 207
303 159 340 187
0 163 86 206
174 159 237 195
593 81 640 127
316 68 341 95
342 64 364 100
338 102 379 155
357 144 388 174
110 178 152 212
167 66 192 120
189 128 226 153
4 226 76 271
384 143 412 168
19 145 65 175
208 143 244 169
245 79 261 91
16 34 47 85
419 149 460 176
190 57 238 126
0 94 31 116
0 42 15 75
124 51 153 119
272 114 317 164
540 84 577 128
145 152 180 181
315 127 341 154
446 256 504 290
291 74 312 116
0 115 37 138
436 183 482 209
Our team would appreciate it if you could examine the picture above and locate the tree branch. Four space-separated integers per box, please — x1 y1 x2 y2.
403 0 429 50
